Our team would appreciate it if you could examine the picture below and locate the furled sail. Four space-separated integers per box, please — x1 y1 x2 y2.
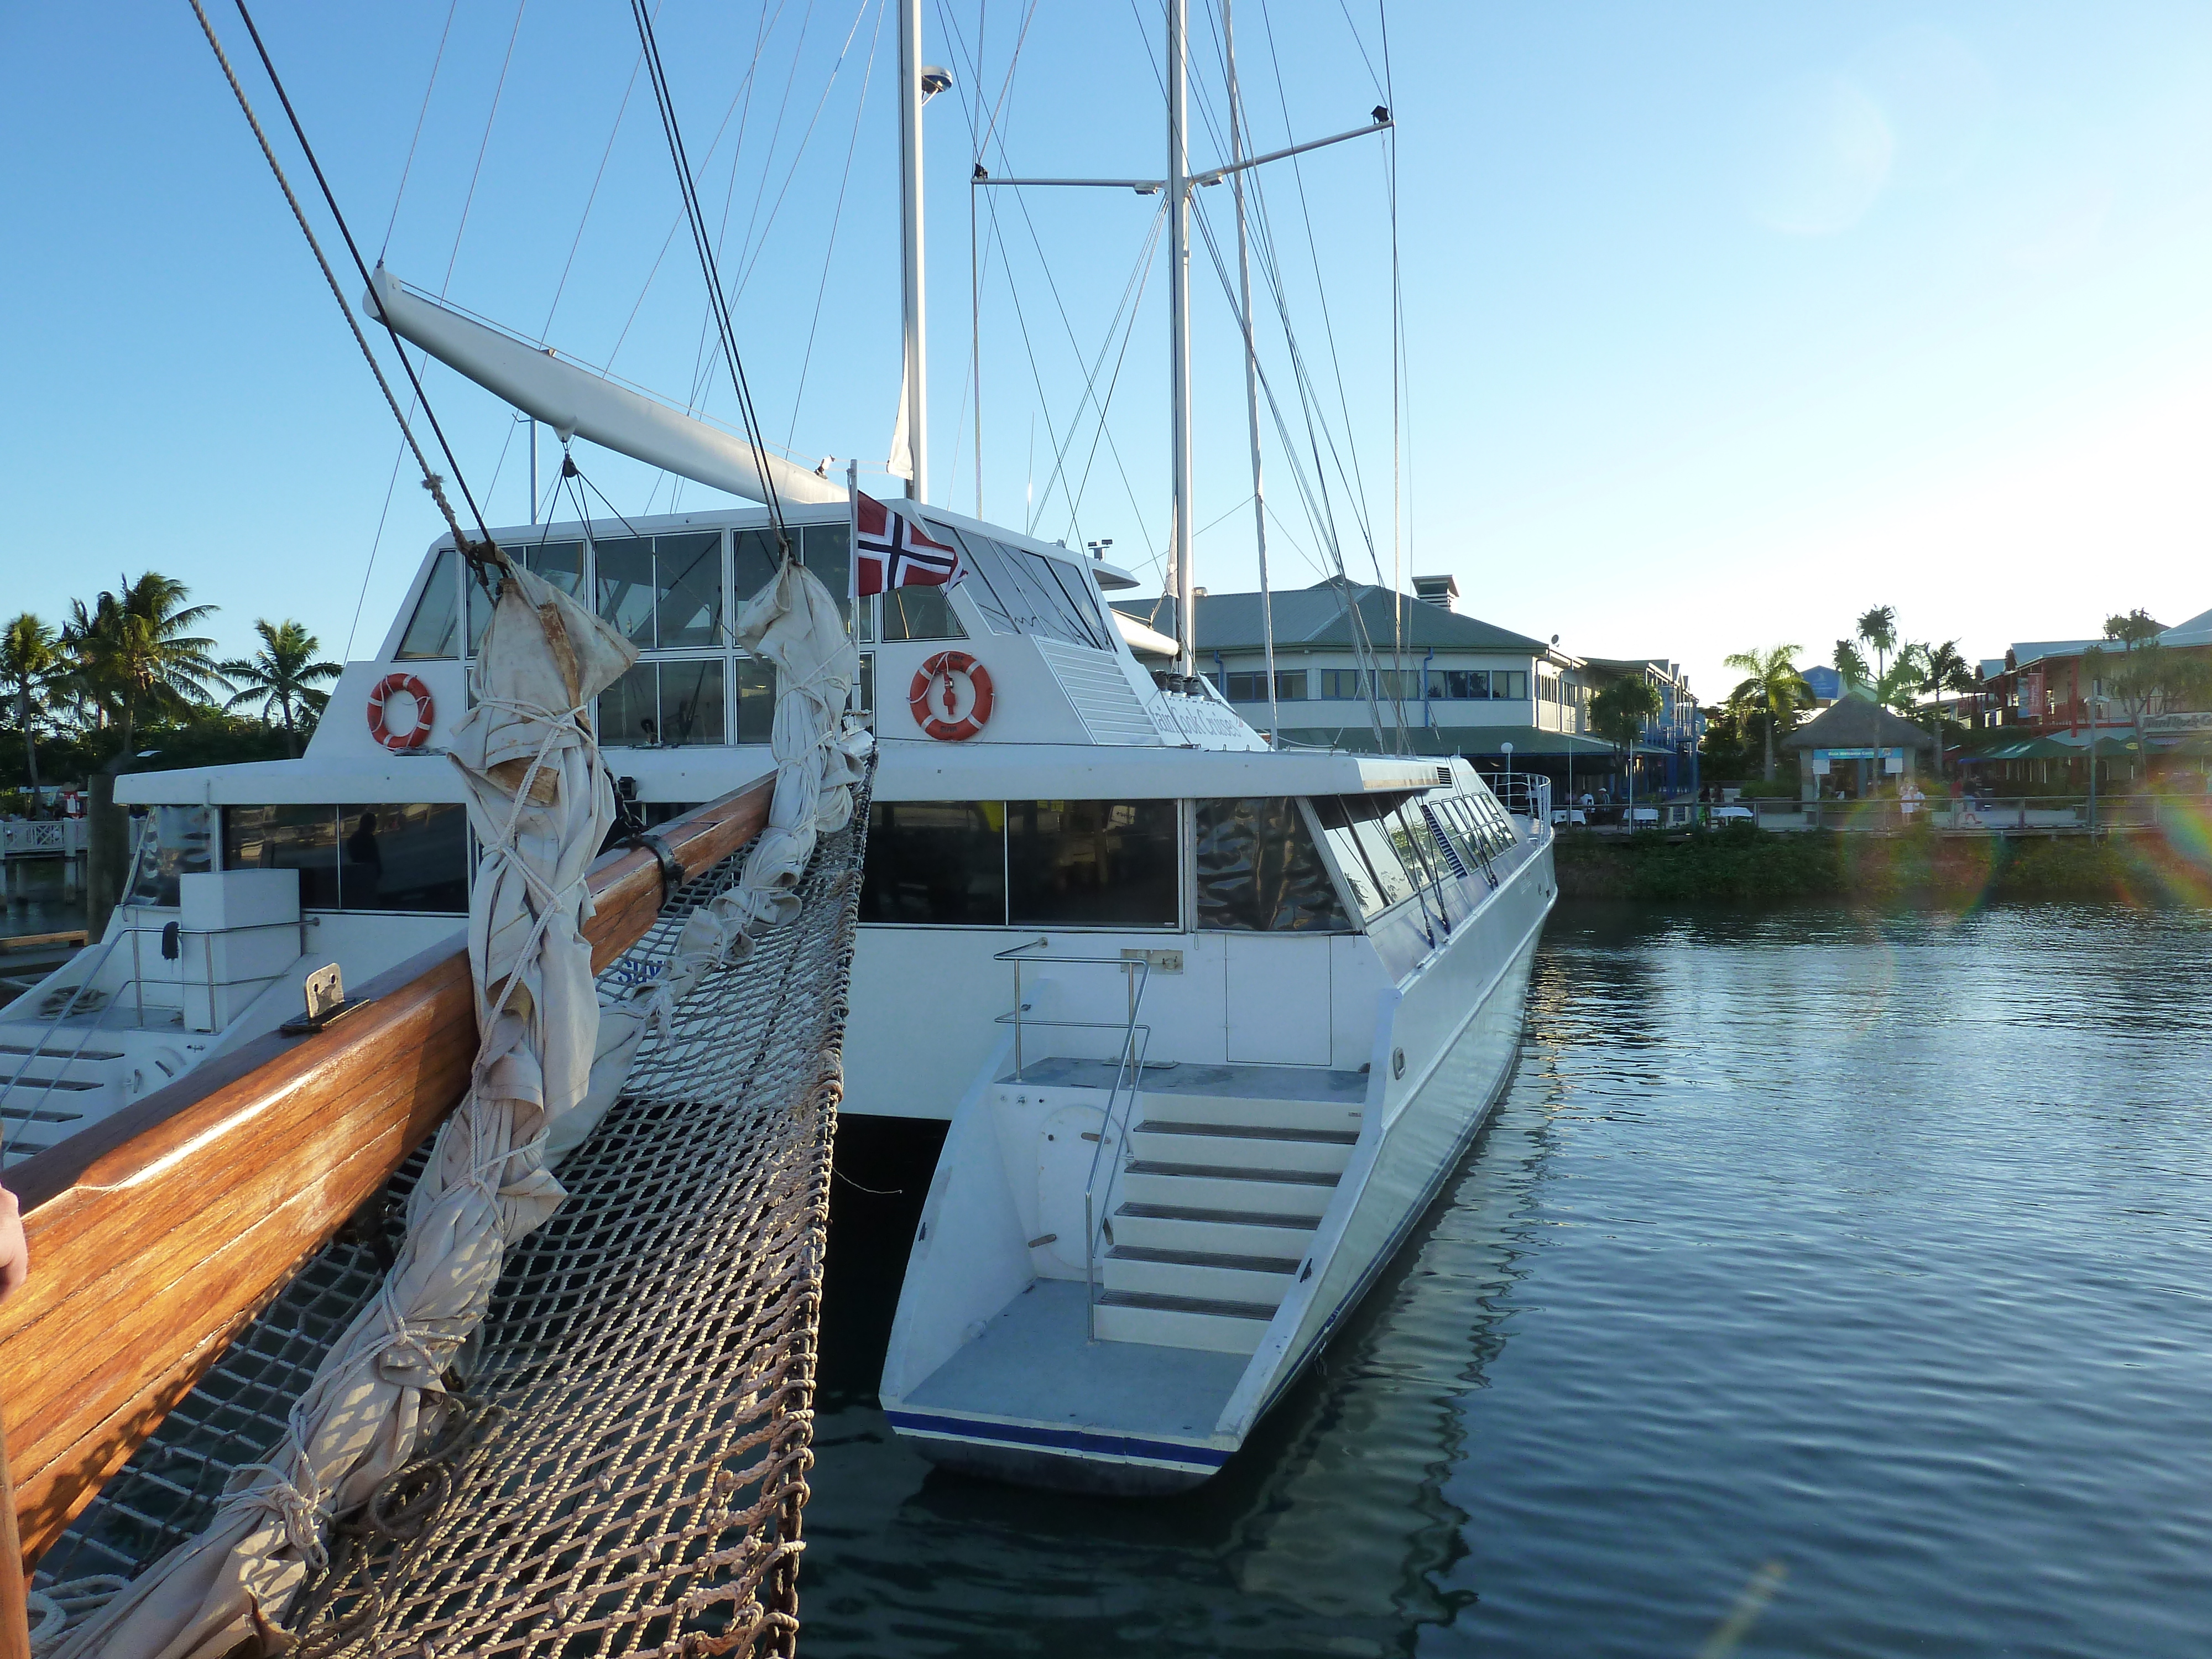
363 267 847 509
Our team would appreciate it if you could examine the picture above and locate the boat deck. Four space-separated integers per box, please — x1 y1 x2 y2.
902 1278 1245 1442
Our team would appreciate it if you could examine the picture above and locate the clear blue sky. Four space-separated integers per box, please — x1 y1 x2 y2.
4 3 2208 701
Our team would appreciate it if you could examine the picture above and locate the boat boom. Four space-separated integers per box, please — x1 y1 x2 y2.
363 268 847 510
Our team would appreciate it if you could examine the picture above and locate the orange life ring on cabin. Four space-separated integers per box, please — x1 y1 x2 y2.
367 672 435 750
909 651 995 741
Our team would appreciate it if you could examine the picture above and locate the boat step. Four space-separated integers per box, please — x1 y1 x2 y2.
0 1076 102 1095
1111 1202 1319 1259
0 1103 93 1123
1120 1161 1337 1220
1129 1121 1354 1177
1136 1090 1364 1136
1103 1244 1299 1306
1094 1289 1275 1355
0 1042 125 1063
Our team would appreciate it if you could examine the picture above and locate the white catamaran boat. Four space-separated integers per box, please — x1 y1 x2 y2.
2 0 1555 1495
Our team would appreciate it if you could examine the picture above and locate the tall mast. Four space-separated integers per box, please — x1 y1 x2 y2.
898 0 928 502
1167 0 1194 676
1223 0 1275 742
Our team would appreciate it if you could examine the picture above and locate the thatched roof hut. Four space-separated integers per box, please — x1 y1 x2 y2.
1781 696 1937 754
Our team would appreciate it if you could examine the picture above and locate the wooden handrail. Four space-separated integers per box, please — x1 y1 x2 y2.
0 779 774 1571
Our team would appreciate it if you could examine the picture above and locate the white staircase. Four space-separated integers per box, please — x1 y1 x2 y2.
1095 1078 1362 1356
0 1037 128 1162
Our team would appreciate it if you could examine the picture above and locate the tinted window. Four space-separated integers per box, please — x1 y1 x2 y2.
861 800 1006 924
598 661 660 747
336 804 468 912
801 522 853 632
523 539 586 600
1008 800 1177 927
126 806 214 907
224 805 340 909
398 547 461 660
1194 798 1350 932
733 529 784 605
1348 814 1415 909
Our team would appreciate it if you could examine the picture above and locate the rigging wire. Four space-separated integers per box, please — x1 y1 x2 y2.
379 0 461 259
442 0 531 296
628 0 791 553
543 22 652 340
190 0 495 562
788 0 888 448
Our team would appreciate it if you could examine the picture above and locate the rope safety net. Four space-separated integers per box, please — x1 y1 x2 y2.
36 560 870 1659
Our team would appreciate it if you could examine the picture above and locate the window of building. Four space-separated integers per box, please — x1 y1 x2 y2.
1193 798 1350 931
1319 669 1365 700
860 800 1006 925
223 804 467 913
1008 800 1178 926
398 547 462 660
1222 671 1308 703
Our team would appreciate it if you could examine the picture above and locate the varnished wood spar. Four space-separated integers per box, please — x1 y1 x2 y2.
0 779 773 1568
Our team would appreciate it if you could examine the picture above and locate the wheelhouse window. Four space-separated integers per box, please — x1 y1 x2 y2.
927 527 1111 650
397 547 462 660
881 584 966 641
125 806 215 908
860 799 1178 928
1312 794 1434 920
1193 799 1350 931
222 803 467 912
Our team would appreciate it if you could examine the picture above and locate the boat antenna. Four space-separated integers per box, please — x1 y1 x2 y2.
187 0 502 574
628 0 793 560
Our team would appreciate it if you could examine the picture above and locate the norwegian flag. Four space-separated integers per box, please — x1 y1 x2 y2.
853 491 963 597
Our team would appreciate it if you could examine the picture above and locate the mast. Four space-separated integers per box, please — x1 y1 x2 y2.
1223 0 1275 742
898 0 928 502
1167 0 1194 676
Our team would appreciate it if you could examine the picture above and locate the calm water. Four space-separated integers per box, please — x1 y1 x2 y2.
806 905 2212 1658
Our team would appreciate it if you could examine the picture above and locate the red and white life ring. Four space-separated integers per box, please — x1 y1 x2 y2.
908 651 995 742
367 672 435 750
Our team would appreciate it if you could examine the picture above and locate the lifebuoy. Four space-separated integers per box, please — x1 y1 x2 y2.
909 651 995 741
367 672 435 750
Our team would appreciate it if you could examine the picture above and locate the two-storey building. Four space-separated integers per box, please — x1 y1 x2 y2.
1113 576 1686 799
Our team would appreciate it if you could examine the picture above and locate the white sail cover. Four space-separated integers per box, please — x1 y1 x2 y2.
364 268 846 510
58 564 638 1659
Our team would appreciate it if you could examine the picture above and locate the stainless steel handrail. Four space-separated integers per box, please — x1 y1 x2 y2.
992 938 1155 1340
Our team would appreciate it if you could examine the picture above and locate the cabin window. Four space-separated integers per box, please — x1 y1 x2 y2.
931 529 1110 650
1193 799 1350 931
125 806 215 908
599 660 739 748
734 658 774 743
1312 794 1431 919
1008 800 1177 927
859 799 1178 927
398 548 462 660
656 533 723 646
860 801 1006 925
222 803 467 912
880 584 967 641
927 526 1019 635
458 541 588 655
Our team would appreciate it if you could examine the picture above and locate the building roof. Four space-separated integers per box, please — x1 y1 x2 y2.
1114 580 1554 658
1781 696 1937 754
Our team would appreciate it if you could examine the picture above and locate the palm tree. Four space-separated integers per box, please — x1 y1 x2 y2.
1833 639 1870 690
1856 606 1898 682
1722 644 1812 781
222 620 341 757
65 573 228 756
1 613 62 792
1590 676 1663 815
1869 642 1927 714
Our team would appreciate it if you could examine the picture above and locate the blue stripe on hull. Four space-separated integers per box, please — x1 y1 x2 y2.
884 1409 1230 1470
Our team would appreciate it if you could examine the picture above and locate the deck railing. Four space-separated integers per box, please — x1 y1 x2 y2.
993 940 1153 1340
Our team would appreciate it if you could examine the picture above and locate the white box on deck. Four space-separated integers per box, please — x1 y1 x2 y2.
180 869 301 933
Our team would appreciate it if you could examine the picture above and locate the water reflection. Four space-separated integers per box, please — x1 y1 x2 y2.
807 904 2212 1657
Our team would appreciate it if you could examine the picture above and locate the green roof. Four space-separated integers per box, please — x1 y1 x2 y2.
1114 581 1551 656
